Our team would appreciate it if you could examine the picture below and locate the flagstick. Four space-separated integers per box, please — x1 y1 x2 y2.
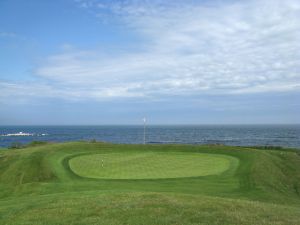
143 117 146 145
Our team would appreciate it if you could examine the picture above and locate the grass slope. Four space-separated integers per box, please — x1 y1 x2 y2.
0 142 299 225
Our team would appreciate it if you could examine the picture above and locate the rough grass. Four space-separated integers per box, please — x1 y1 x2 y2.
0 142 299 225
69 152 237 179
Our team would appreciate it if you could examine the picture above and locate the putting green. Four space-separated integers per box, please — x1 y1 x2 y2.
69 152 237 179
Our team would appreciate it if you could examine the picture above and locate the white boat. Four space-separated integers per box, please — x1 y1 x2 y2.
4 132 34 137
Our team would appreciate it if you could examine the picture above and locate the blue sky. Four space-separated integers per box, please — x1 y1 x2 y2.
0 0 299 125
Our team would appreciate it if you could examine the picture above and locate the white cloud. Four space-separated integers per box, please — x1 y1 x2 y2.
2 0 300 101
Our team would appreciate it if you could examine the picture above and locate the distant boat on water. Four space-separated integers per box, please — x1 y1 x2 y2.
3 132 34 136
0 131 48 137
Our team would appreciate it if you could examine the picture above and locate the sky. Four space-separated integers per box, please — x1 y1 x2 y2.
0 0 299 125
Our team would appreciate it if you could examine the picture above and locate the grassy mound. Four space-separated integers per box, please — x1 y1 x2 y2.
69 152 237 179
0 142 299 225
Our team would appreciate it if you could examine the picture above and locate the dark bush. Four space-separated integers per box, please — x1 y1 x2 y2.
8 142 24 149
26 141 49 147
90 139 97 143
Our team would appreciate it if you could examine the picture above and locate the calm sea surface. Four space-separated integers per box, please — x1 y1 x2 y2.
0 125 299 148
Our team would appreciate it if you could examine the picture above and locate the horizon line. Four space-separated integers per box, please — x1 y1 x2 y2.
0 123 300 126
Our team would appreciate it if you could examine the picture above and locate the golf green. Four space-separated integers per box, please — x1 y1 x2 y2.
69 152 237 179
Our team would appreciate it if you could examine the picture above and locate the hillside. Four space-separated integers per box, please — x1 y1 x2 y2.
0 142 299 225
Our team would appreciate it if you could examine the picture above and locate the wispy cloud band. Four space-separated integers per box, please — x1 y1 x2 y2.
1 0 300 101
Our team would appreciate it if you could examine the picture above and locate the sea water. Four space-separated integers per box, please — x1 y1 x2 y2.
0 125 299 148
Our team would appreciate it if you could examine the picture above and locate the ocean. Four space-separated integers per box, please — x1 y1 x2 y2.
0 125 299 148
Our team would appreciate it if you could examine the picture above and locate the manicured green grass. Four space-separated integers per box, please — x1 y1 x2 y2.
0 142 299 225
69 152 237 179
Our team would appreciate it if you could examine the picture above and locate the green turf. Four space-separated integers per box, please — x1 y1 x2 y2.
69 152 237 179
0 142 299 225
